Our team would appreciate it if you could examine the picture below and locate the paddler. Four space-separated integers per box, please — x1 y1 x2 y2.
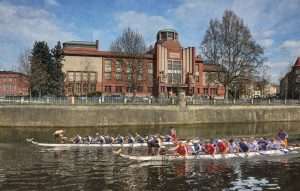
73 133 83 144
147 135 161 155
216 140 227 154
53 130 67 144
205 141 216 156
277 129 288 147
228 139 239 153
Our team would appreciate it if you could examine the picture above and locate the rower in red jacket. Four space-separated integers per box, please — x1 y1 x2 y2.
205 142 216 156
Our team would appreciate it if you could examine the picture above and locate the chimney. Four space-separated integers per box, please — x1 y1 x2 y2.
96 40 99 50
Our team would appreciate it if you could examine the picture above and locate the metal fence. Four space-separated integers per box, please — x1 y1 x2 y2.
0 96 299 106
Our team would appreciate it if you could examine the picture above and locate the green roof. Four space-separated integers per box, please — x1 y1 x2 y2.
158 29 178 33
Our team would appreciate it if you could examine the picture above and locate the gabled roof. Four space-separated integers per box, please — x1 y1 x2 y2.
294 57 300 68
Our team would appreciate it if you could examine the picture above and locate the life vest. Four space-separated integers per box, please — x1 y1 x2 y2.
217 142 227 153
205 144 216 155
171 128 177 139
128 137 135 143
164 135 172 142
99 136 105 144
177 145 187 156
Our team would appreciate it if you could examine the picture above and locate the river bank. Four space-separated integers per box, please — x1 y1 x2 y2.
1 105 300 127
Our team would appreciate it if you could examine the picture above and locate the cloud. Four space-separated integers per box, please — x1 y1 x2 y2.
0 1 79 69
262 39 274 47
263 30 276 37
280 40 300 58
44 0 59 6
114 11 173 43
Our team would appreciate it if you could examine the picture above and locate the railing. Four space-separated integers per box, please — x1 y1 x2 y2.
186 98 300 105
0 96 299 106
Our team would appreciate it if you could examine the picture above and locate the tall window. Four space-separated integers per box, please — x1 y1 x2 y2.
83 83 88 92
195 64 199 72
105 86 111 93
105 60 111 80
83 72 88 82
75 72 81 82
138 62 143 74
76 83 81 92
68 72 74 81
116 61 122 72
195 76 199 83
116 73 122 80
148 74 153 81
204 88 209 95
68 83 74 93
90 84 96 92
210 88 217 95
105 60 111 72
138 74 143 81
116 86 122 93
148 63 153 74
167 60 182 83
90 72 96 81
105 73 111 80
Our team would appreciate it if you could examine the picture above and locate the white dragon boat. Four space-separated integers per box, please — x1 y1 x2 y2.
118 147 299 161
26 138 176 147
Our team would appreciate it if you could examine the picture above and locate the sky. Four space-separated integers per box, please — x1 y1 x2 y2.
0 0 300 83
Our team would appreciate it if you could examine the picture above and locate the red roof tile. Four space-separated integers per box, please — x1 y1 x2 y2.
294 57 300 67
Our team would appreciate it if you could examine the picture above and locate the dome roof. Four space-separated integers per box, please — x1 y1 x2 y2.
158 29 178 33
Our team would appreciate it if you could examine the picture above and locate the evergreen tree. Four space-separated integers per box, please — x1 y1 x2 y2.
29 41 51 97
49 41 65 97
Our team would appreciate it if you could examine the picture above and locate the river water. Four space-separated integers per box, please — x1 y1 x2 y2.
0 122 300 191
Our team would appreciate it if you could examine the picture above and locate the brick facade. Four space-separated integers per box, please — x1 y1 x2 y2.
62 29 225 98
0 71 29 97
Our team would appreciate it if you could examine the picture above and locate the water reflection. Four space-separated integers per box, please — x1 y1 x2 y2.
1 121 300 144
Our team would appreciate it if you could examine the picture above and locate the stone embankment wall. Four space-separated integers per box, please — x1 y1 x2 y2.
0 104 300 127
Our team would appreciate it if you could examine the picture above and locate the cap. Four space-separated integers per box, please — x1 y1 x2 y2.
217 140 222 143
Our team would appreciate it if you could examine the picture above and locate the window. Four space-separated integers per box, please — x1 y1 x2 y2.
127 86 133 93
8 78 12 82
14 85 16 90
83 72 88 81
168 60 172 70
68 83 74 93
148 63 153 74
90 84 96 92
127 73 133 80
195 64 199 72
210 88 217 95
75 72 81 82
68 72 74 81
138 62 143 73
148 74 153 81
105 85 111 93
148 86 153 93
138 74 143 81
137 86 143 93
105 72 111 80
116 73 122 80
167 60 182 84
105 60 111 72
90 72 96 81
195 76 199 83
173 73 181 83
116 86 122 93
76 84 81 92
83 83 88 92
116 61 122 72
204 88 209 95
168 73 172 83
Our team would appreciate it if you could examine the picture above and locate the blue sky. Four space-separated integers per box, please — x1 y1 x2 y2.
0 0 300 83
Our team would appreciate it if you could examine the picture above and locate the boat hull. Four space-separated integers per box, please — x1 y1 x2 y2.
119 147 299 161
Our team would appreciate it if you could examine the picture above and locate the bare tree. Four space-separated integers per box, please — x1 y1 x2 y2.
201 10 266 99
258 66 271 97
80 58 95 99
14 48 31 75
110 27 148 97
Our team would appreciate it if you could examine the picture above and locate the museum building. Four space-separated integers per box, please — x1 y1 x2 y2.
62 29 225 98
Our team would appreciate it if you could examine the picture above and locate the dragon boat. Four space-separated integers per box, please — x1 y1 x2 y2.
118 147 300 161
26 138 176 147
